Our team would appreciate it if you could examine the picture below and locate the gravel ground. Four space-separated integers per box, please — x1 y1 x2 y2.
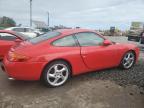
102 36 144 88
77 52 144 89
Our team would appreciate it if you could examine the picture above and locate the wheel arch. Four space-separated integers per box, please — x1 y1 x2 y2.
119 49 136 66
127 49 136 60
40 58 73 80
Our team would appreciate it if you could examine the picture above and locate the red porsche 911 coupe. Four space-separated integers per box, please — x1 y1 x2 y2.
1 29 140 87
0 30 30 60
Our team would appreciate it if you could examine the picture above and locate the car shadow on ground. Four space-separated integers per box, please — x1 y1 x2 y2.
0 62 143 100
0 68 117 89
3 64 143 91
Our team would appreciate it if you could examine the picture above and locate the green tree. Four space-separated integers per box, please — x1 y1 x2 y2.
0 16 16 28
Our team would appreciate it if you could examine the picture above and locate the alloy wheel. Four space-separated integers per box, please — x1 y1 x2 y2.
122 52 135 69
46 64 69 87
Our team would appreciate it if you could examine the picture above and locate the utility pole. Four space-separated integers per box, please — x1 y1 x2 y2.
30 0 32 27
47 12 49 27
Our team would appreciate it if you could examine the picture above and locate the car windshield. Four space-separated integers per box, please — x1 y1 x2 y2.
14 32 31 40
28 31 61 44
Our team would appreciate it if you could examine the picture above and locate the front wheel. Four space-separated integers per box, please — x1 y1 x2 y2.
120 51 136 69
42 61 71 87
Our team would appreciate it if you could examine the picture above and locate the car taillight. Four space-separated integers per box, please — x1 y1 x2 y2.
8 52 29 62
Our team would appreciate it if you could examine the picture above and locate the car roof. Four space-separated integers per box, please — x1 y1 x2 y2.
5 27 34 30
57 29 96 35
0 30 31 40
0 30 17 34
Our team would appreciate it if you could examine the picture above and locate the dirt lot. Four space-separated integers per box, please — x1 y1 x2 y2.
0 36 144 108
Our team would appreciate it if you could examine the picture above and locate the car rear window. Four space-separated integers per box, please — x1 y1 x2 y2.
28 31 61 44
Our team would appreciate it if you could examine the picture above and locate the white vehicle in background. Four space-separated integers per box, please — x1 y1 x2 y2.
34 29 45 35
5 27 38 38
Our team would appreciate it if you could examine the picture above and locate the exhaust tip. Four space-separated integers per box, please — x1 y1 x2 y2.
8 77 15 80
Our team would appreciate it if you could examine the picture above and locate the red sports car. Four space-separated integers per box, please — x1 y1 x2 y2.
1 29 140 87
0 30 30 60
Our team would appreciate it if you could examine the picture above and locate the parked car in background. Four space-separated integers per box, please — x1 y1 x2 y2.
140 37 144 44
34 29 45 35
1 29 139 87
5 27 38 38
0 30 30 60
139 31 144 44
127 29 142 42
127 22 143 42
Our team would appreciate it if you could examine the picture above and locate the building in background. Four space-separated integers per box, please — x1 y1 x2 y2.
32 20 47 29
32 20 52 32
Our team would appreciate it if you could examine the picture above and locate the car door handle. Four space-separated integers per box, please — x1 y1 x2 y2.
81 52 88 57
82 55 87 58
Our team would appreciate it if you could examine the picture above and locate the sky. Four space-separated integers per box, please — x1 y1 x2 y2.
0 0 144 30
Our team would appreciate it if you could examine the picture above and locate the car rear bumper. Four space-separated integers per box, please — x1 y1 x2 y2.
1 57 47 80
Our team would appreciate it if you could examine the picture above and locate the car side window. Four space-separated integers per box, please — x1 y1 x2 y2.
75 32 104 46
52 35 77 47
24 28 30 32
13 28 24 32
23 28 33 32
29 28 34 32
0 33 17 41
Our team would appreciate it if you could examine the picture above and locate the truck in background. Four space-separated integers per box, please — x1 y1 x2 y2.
127 22 144 43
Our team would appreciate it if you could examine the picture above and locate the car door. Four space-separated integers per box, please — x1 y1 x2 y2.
0 32 17 58
75 32 118 70
52 35 88 75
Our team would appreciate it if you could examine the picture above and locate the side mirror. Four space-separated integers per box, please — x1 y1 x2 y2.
103 40 112 46
15 38 22 43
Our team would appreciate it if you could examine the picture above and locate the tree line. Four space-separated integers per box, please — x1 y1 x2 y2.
0 16 16 29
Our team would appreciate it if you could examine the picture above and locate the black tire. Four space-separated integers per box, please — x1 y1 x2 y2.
136 37 140 42
120 51 136 69
41 61 71 87
128 36 131 41
140 38 144 44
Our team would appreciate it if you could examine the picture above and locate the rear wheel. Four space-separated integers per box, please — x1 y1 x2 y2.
120 51 135 69
42 61 71 87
